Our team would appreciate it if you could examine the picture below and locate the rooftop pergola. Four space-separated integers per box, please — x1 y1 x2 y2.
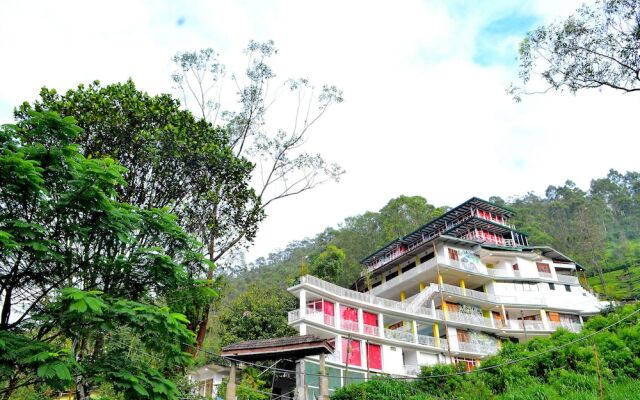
360 197 516 266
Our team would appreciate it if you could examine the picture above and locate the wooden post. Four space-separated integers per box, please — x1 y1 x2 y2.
319 353 329 400
593 343 604 400
225 362 236 400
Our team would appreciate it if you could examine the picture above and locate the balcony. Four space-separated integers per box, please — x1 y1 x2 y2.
437 310 494 328
457 341 499 355
557 274 580 284
384 328 414 343
505 319 547 331
549 321 582 333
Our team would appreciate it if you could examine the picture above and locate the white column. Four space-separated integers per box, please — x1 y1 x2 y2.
411 320 418 343
300 289 307 317
447 326 459 353
357 308 364 334
299 322 307 335
378 313 384 338
335 335 343 364
335 301 342 330
430 300 437 316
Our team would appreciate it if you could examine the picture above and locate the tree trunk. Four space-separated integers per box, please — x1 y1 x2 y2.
193 238 216 355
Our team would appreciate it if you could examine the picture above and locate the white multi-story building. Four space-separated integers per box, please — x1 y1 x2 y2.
286 198 604 399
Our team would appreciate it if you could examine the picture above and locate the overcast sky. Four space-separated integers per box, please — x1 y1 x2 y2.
1 0 638 262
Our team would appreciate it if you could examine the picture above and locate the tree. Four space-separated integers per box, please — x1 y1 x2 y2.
15 80 252 353
217 285 297 347
0 111 209 399
510 0 640 101
171 41 344 264
310 245 346 284
377 196 448 242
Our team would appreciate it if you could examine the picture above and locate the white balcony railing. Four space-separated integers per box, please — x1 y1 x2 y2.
417 334 448 350
506 319 547 331
457 341 499 355
538 272 553 279
557 274 580 284
288 309 300 323
363 324 379 336
549 321 582 333
439 310 494 328
340 319 359 332
384 328 414 343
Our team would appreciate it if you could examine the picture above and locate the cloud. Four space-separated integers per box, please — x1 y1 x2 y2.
0 0 635 262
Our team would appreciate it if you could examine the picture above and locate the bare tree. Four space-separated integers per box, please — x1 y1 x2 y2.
172 40 344 351
509 0 640 101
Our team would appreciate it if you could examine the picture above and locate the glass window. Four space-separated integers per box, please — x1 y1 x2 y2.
536 262 551 273
565 285 571 292
367 343 382 370
448 248 459 261
342 339 361 366
549 283 556 290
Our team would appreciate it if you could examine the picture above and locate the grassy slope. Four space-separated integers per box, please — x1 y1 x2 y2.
588 265 640 300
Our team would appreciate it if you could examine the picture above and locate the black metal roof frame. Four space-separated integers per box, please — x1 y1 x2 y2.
360 197 516 264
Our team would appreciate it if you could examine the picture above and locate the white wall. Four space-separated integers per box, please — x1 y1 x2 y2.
382 344 404 374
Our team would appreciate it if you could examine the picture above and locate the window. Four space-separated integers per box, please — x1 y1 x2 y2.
366 343 382 370
402 262 416 273
340 305 358 331
448 248 459 261
565 285 571 292
536 262 551 273
363 311 378 329
342 339 361 366
420 252 434 264
512 263 519 271
456 330 470 343
549 283 556 290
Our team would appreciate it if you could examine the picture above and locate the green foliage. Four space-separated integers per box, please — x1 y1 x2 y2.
310 245 346 284
510 0 640 100
0 111 209 399
331 379 434 400
217 367 270 400
217 284 297 348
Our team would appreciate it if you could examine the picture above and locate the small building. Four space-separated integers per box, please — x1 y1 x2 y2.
189 363 230 399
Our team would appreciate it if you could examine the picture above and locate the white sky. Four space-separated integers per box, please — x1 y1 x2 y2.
1 0 638 262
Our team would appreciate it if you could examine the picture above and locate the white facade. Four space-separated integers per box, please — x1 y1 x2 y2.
286 199 604 398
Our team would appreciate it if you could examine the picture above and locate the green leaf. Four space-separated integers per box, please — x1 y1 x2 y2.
132 383 149 396
69 299 88 313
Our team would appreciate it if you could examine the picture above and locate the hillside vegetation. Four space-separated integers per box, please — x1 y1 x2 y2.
226 169 640 300
205 170 640 356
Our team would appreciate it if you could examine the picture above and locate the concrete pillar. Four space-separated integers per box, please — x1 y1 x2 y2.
483 309 494 328
335 335 343 362
299 322 307 335
419 282 425 292
300 289 307 317
459 279 466 295
442 300 449 319
397 265 402 275
579 315 584 325
412 320 418 343
335 301 341 330
430 300 437 316
437 273 444 286
400 291 406 302
540 309 550 330
378 313 384 338
357 308 364 334
433 323 441 347
501 304 508 326
319 353 329 400
295 360 306 400
225 362 236 400
415 255 421 266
